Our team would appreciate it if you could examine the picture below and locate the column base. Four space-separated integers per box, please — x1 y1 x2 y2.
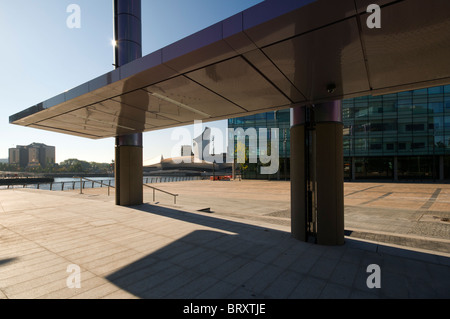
115 145 143 206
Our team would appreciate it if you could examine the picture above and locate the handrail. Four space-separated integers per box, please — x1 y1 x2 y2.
74 176 179 204
74 177 115 188
74 176 114 196
2 176 180 204
143 183 178 204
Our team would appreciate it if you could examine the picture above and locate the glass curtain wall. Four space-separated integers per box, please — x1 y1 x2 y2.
228 109 291 180
229 85 450 181
344 85 450 180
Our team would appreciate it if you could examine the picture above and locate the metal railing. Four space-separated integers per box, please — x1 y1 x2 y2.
143 183 178 204
74 177 114 196
75 176 179 204
1 176 184 205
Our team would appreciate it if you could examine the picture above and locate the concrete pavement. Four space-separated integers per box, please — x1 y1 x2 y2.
0 181 449 299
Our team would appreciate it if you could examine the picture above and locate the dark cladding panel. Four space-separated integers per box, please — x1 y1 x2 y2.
28 124 103 139
243 49 306 103
263 18 370 102
146 76 246 118
161 22 237 74
9 0 450 139
243 0 356 48
186 57 291 111
359 0 450 92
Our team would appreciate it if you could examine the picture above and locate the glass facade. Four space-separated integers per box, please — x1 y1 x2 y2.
228 110 291 180
228 85 450 181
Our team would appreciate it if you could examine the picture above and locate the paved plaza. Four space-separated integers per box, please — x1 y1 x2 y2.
0 180 449 299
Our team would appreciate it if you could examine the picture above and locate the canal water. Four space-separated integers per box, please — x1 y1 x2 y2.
0 176 202 191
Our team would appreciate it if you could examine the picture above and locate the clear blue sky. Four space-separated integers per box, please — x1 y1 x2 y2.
0 0 263 163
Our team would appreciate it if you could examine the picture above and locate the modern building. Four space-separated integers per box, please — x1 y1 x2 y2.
9 0 450 244
180 145 193 157
8 143 55 168
228 109 291 180
228 84 450 182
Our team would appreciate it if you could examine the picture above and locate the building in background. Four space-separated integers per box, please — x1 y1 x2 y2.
228 85 450 181
228 109 291 180
8 143 55 168
180 145 193 157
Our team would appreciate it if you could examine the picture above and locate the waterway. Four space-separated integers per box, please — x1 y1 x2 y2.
0 176 203 191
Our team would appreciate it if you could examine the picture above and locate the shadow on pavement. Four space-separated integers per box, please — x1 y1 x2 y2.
105 203 450 299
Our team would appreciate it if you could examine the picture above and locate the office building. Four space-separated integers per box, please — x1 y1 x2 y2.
228 85 450 181
8 143 55 168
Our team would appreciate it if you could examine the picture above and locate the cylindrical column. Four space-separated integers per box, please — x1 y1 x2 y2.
114 0 143 206
315 101 344 246
290 101 344 246
114 0 142 67
290 106 307 241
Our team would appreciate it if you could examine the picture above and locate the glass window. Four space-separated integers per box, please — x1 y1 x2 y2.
413 88 428 96
254 112 266 120
413 98 428 114
343 138 351 155
354 106 368 118
398 117 413 135
429 102 443 114
383 119 397 133
445 96 450 110
354 138 368 155
383 137 397 154
444 116 450 129
444 85 450 94
434 117 444 135
382 100 397 114
397 103 412 115
428 86 444 94
398 136 412 154
354 120 370 134
398 156 436 180
412 136 428 152
369 102 383 117
369 138 383 153
369 119 383 132
398 91 412 105
435 135 445 151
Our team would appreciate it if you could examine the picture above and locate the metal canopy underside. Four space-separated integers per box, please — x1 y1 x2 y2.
10 0 450 139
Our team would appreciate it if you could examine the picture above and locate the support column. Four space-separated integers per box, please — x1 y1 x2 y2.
290 106 307 241
315 102 344 246
115 135 143 206
290 101 344 246
114 0 143 206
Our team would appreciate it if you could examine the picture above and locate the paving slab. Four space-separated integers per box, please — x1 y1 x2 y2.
0 182 449 300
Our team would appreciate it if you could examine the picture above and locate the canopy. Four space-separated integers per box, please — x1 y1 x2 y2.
10 0 450 139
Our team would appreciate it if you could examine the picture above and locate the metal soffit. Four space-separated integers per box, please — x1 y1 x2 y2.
9 0 450 139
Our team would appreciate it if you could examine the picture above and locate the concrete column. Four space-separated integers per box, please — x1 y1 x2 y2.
114 0 143 206
315 101 344 246
290 101 344 246
115 135 143 206
290 106 307 241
